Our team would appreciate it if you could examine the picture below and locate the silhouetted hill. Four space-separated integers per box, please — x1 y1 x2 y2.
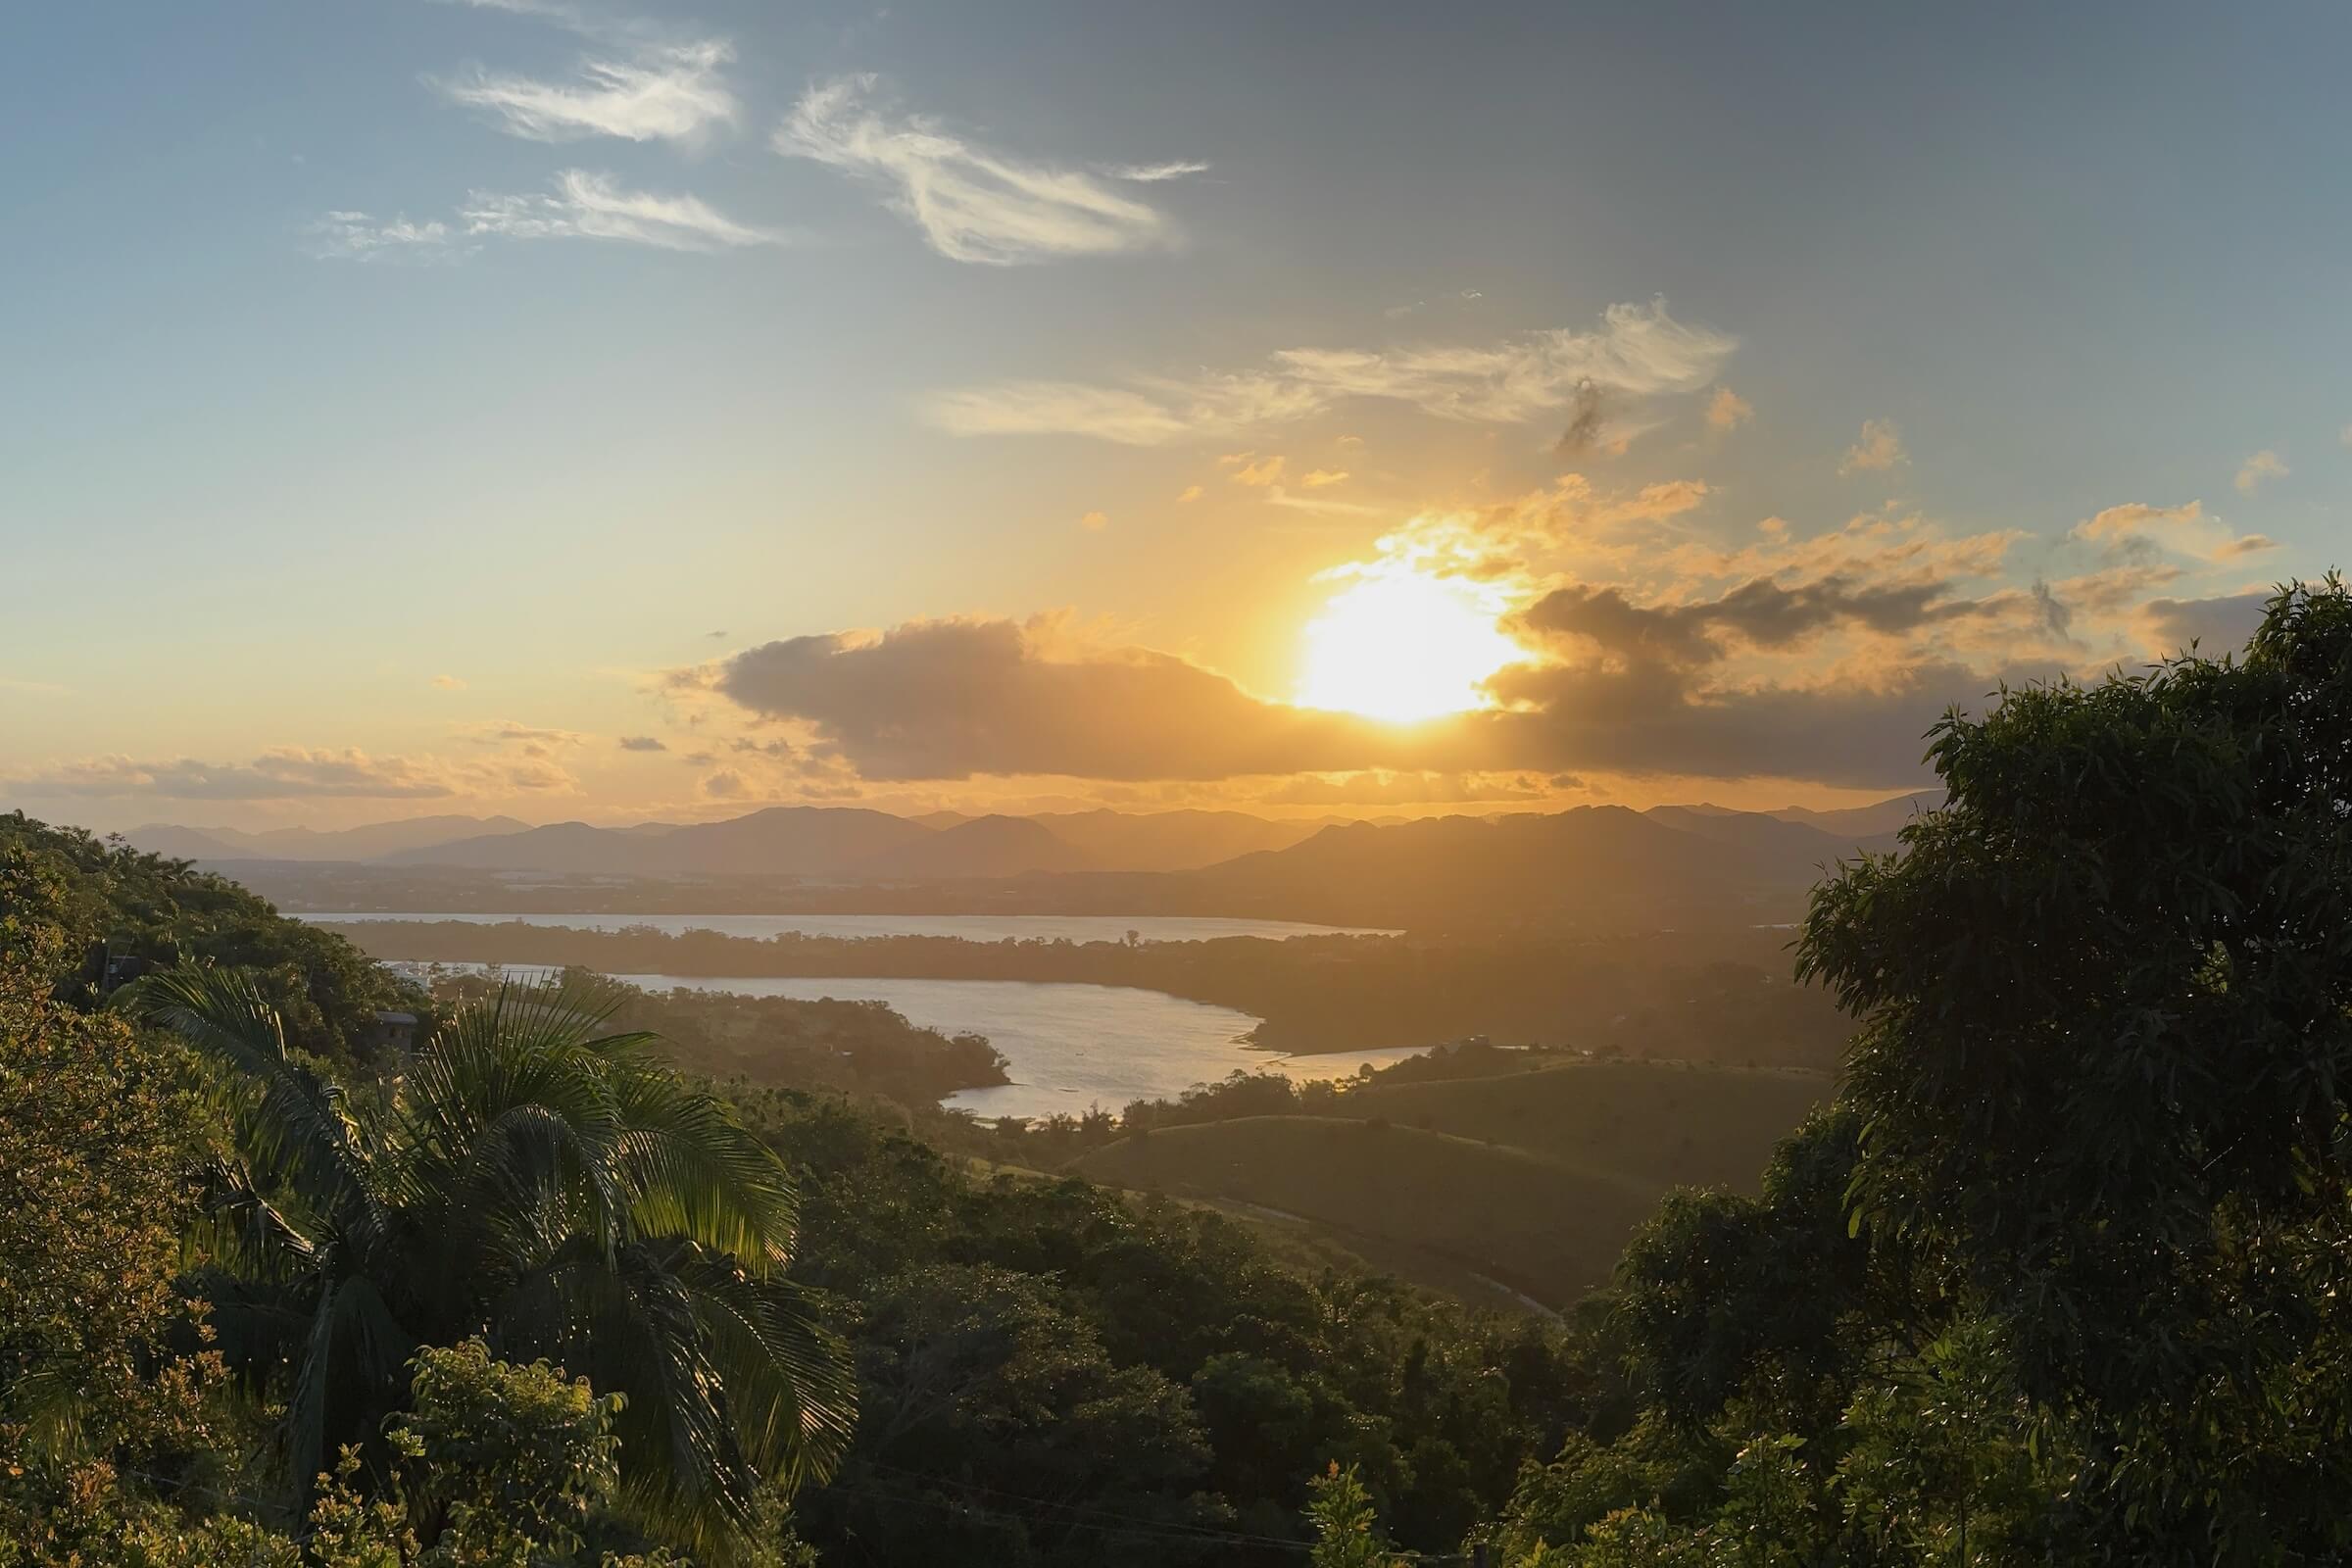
1184 805 1877 926
853 813 1095 878
126 815 533 862
387 807 935 877
123 823 260 860
1767 792 1938 836
244 814 533 859
1031 808 1326 871
1642 805 1898 868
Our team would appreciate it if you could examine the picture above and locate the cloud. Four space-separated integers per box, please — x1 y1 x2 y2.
776 75 1182 265
1176 484 1203 503
463 719 589 749
697 616 1413 782
701 768 750 799
1706 386 1754 431
2070 500 2278 564
1230 455 1286 486
1080 510 1108 530
2136 590 2273 657
305 211 464 263
923 299 1737 444
1551 380 1613 455
430 673 467 689
434 38 738 145
1514 574 2029 665
1260 486 1388 517
460 170 784 251
2235 448 2288 495
617 734 667 752
1104 160 1209 182
1838 419 1907 474
2212 533 2278 559
688 603 2011 791
4 748 574 803
1259 770 1555 806
1300 468 1349 488
2072 500 2204 546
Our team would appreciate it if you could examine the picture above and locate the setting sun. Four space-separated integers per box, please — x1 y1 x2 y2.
1295 569 1524 722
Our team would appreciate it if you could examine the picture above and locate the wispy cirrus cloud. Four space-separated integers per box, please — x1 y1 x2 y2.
312 172 780 262
775 74 1189 265
1104 160 1210 182
434 38 739 145
925 300 1737 445
459 169 785 251
304 211 466 263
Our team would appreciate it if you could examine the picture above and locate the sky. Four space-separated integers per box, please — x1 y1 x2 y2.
5 0 2349 832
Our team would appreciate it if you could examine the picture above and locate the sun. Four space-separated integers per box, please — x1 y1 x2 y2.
1294 568 1523 723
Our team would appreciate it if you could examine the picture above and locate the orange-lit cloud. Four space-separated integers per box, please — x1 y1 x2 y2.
1838 418 1907 474
1706 386 1754 431
924 300 1736 444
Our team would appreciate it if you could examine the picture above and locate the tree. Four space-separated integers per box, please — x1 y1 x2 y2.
1 811 417 1066
123 967 856 1559
0 935 220 1565
1304 1464 1398 1568
1796 578 2352 1558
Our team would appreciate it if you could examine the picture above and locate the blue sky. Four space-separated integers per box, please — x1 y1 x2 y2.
6 0 2348 829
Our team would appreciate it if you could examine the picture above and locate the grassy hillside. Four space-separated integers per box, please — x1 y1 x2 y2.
1071 1114 1657 1305
1327 1058 1829 1191
1073 1059 1833 1307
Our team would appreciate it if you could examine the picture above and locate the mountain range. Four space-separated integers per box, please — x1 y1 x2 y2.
121 797 1927 918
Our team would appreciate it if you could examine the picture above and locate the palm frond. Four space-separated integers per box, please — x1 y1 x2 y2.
185 1153 320 1284
610 1063 803 1269
513 1239 759 1556
118 964 389 1255
679 1253 857 1494
286 1274 416 1499
434 973 661 1065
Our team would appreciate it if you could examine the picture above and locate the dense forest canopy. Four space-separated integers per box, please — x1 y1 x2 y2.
7 580 2352 1564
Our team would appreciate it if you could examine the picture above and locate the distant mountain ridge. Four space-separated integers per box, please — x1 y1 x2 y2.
126 814 529 862
121 794 1927 905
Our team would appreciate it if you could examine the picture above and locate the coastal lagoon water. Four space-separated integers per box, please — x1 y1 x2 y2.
306 911 1393 944
608 973 1432 1120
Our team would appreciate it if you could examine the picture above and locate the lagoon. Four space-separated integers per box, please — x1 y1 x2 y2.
609 973 1430 1120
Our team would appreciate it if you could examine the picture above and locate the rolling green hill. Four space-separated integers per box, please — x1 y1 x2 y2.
1072 1059 1833 1307
1327 1058 1829 1191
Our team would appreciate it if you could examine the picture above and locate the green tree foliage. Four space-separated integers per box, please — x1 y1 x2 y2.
1304 1464 1399 1568
0 950 222 1566
386 1340 626 1561
429 967 1010 1104
745 1091 1596 1565
122 967 856 1559
116 1343 819 1567
1613 1107 1879 1438
0 812 416 1065
1476 580 2352 1566
1797 578 2352 1559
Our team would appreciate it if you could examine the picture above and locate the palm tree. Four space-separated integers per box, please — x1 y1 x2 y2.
123 966 855 1556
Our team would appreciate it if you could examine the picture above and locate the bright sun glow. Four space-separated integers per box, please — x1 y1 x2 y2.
1294 569 1523 722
